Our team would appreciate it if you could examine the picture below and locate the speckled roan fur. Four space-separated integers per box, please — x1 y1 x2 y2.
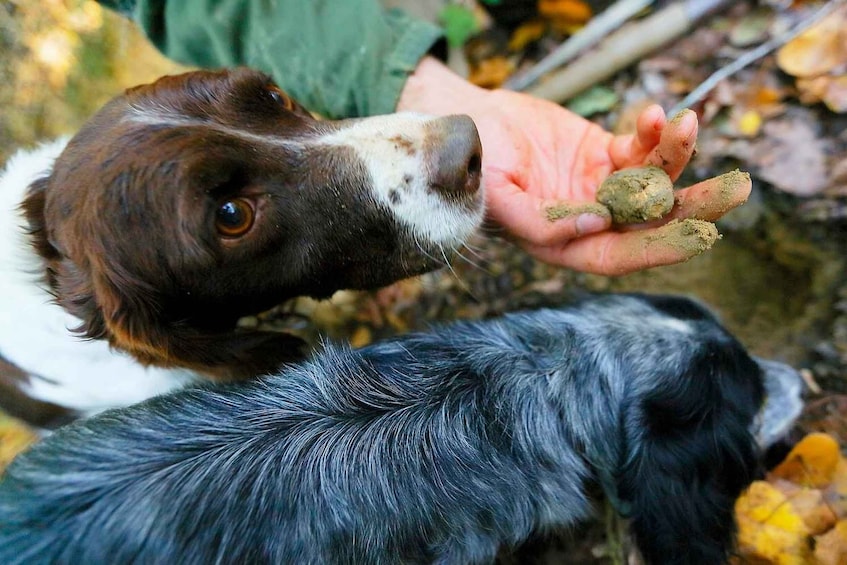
0 294 799 565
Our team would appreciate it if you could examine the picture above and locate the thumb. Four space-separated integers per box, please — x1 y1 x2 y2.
487 182 611 246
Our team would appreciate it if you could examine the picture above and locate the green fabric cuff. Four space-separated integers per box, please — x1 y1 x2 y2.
372 10 444 116
106 0 443 119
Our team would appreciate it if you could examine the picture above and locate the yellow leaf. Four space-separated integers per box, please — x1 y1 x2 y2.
735 481 813 564
349 326 372 348
738 110 763 137
508 20 546 52
771 432 841 488
0 415 37 473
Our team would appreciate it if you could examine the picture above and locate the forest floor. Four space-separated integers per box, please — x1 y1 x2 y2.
1 0 847 562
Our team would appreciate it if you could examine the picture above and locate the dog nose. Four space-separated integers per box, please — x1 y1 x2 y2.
427 115 483 196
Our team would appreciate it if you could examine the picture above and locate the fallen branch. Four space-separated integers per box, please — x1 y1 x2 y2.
525 0 731 103
670 0 847 115
505 0 656 92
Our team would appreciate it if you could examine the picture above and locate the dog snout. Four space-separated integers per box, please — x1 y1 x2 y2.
427 115 482 196
755 357 805 448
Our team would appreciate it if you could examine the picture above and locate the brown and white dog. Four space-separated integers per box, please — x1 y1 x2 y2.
0 68 485 426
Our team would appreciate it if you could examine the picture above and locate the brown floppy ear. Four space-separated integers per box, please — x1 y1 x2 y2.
91 273 308 380
21 177 61 274
23 176 306 380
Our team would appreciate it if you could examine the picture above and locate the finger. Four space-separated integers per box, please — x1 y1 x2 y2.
615 169 753 232
645 109 698 181
667 169 752 222
634 104 666 155
486 182 612 246
522 219 719 276
608 104 666 168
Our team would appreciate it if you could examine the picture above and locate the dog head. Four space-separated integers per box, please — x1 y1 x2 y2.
22 68 485 379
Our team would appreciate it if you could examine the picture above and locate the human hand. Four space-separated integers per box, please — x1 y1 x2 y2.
397 58 751 275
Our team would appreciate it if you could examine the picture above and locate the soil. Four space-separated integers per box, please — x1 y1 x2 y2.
545 202 610 222
596 166 674 224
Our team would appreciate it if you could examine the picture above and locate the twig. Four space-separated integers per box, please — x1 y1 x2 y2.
670 0 847 115
525 0 732 103
504 0 656 92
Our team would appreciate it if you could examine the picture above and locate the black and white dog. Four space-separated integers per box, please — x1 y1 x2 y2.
0 294 803 565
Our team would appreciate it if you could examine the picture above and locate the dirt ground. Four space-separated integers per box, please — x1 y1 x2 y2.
2 1 847 563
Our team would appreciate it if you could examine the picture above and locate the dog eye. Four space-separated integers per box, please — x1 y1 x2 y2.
215 198 255 237
267 86 294 111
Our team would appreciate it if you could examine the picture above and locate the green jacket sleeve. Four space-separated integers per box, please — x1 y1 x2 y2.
97 0 444 118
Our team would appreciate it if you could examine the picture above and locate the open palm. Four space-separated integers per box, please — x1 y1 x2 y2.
470 89 749 275
399 58 751 275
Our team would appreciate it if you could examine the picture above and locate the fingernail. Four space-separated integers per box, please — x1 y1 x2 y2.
576 213 608 235
670 108 693 125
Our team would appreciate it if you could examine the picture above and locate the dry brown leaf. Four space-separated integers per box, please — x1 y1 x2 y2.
776 6 847 78
771 432 841 488
786 486 838 535
824 457 847 518
814 520 847 565
468 56 514 88
796 75 832 105
821 75 847 113
752 113 830 196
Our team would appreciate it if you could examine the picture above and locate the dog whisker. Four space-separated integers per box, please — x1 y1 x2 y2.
453 246 490 275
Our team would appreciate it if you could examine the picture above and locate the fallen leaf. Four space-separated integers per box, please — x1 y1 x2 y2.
565 85 619 117
439 4 480 48
735 480 813 564
751 113 830 196
737 109 763 137
730 8 773 48
825 457 847 518
814 520 847 565
771 432 841 488
508 20 546 52
0 415 37 473
822 75 847 114
537 0 592 25
783 485 838 535
776 6 847 78
468 56 514 88
349 326 372 348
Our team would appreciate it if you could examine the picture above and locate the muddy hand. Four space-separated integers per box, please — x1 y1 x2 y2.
526 169 752 276
396 58 752 275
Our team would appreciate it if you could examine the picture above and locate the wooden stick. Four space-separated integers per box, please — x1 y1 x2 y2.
525 0 731 103
670 0 846 114
504 0 656 92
